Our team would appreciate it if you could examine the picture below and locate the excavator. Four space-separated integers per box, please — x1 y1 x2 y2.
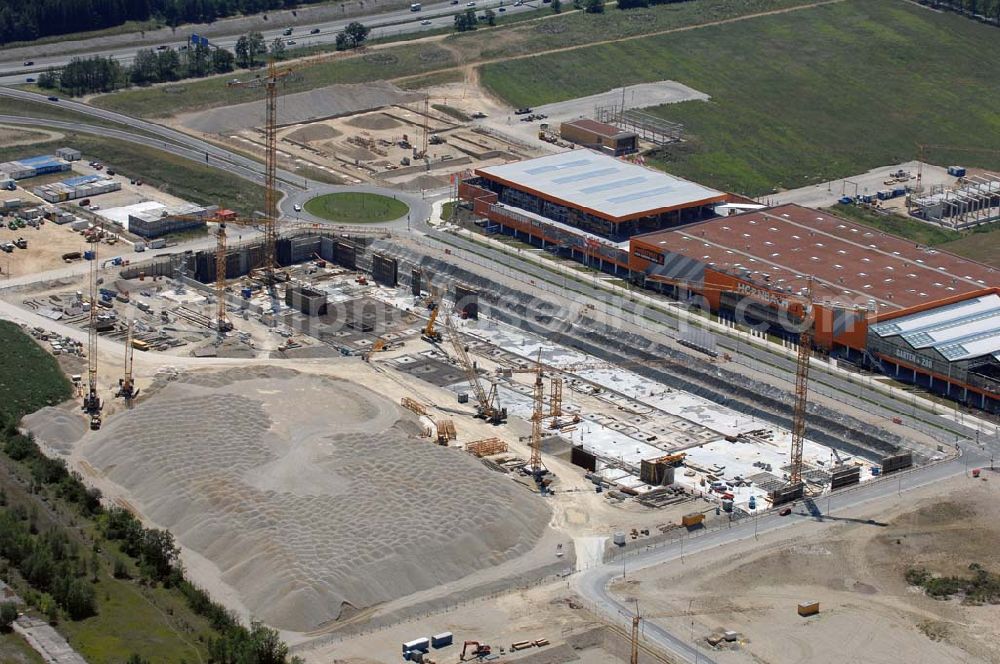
421 290 444 343
460 641 491 661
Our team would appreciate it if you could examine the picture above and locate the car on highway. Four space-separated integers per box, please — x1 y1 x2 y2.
47 96 59 101
498 6 506 10
451 0 459 4
23 60 34 66
466 1 475 6
310 28 321 34
514 0 523 4
25 77 35 83
156 45 168 50
293 204 302 212
420 19 432 25
286 39 296 45
779 507 792 516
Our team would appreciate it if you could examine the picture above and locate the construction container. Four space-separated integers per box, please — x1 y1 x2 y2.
403 638 429 654
797 601 820 617
613 531 626 546
681 513 705 528
947 166 966 177
149 238 166 249
431 632 453 648
722 499 734 513
723 631 738 642
83 250 96 260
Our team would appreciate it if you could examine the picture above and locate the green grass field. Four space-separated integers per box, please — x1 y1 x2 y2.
0 132 265 216
0 321 71 424
91 42 458 118
305 192 409 223
89 0 810 117
480 0 1000 196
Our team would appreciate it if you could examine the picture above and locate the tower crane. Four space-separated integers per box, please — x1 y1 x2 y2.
82 240 102 430
115 318 138 408
227 60 295 298
445 313 505 424
643 273 826 491
529 349 545 480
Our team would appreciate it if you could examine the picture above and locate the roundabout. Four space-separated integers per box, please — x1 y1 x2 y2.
302 192 410 224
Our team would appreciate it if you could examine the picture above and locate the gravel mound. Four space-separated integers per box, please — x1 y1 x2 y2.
345 113 403 130
79 368 549 631
286 124 342 143
181 82 424 134
22 406 87 454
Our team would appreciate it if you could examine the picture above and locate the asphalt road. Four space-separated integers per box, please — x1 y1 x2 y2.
573 449 992 664
0 0 540 85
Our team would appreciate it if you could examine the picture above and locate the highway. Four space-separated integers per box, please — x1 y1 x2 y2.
0 0 540 85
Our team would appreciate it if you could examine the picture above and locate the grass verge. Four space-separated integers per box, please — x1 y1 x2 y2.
0 632 46 664
432 103 470 121
480 0 1000 196
0 131 265 217
304 192 409 222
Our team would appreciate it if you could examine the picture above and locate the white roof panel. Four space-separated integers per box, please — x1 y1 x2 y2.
871 292 1000 362
477 150 725 220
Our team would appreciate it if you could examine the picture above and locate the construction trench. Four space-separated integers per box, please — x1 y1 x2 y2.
128 229 918 464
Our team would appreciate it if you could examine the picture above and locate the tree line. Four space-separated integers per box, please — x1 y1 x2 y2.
37 44 235 95
0 0 333 45
0 416 302 663
917 0 1000 23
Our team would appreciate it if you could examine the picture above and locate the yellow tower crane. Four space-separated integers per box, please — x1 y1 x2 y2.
227 60 295 295
115 318 138 408
82 240 102 430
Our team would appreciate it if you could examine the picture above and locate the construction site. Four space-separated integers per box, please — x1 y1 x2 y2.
1 47 997 664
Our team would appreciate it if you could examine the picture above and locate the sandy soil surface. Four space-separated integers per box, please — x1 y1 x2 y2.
179 82 425 134
0 219 92 279
27 364 552 632
612 473 1000 664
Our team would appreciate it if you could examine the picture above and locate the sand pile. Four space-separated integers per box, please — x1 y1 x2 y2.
23 406 87 454
345 113 402 131
79 367 549 631
285 124 342 143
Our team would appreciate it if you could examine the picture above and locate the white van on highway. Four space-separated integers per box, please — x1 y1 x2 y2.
410 2 422 9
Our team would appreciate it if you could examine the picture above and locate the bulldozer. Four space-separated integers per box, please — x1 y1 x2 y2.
460 641 491 661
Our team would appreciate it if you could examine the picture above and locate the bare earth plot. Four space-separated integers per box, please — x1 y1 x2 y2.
30 366 552 632
179 81 426 134
612 475 1000 664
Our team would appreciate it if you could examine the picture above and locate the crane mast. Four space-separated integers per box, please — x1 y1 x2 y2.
788 277 813 487
263 60 280 288
82 241 102 429
529 350 544 478
117 318 137 408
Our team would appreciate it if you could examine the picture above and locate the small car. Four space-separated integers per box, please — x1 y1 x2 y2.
23 60 34 66
286 40 296 45
420 19 432 25
310 28 321 34
779 507 792 516
156 45 168 50
47 96 59 101
25 77 35 83
466 1 475 6
293 204 302 212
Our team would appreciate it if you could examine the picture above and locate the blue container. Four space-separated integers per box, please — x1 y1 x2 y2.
241 288 252 299
871 466 881 476
84 250 96 260
893 187 906 197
